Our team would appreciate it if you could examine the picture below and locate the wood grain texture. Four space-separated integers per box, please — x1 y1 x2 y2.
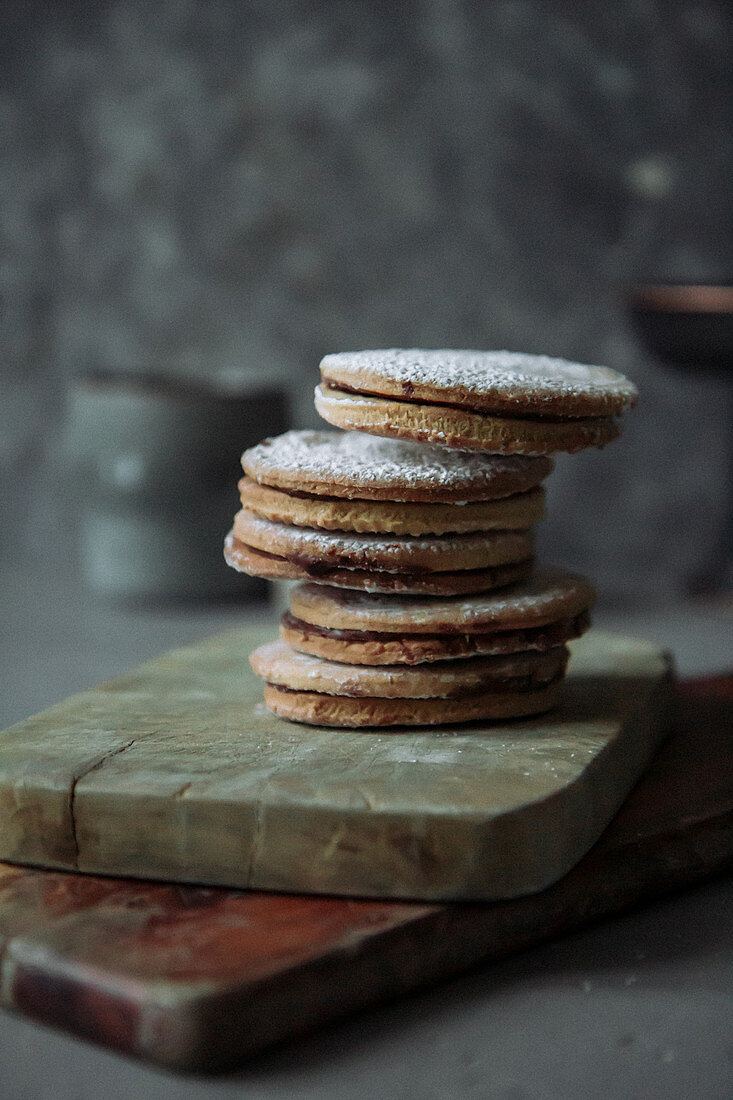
0 677 729 1072
0 629 671 901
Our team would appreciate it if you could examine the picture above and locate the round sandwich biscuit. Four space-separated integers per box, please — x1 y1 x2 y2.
239 478 544 536
262 682 562 727
250 640 569 698
224 532 533 595
316 383 620 455
320 349 638 419
242 429 553 502
288 568 594 639
280 607 590 665
316 348 637 455
232 510 533 574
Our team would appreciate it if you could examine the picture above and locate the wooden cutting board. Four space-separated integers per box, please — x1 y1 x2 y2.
0 629 670 901
0 675 730 1072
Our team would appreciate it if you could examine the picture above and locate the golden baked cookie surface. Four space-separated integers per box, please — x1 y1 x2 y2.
315 384 620 455
239 477 544 535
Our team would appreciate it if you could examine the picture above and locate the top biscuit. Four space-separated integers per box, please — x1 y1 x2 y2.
242 429 552 502
320 349 638 419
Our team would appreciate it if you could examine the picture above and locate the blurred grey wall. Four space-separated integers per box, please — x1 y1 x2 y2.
2 0 731 598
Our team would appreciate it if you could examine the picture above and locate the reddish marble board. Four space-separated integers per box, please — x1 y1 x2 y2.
0 677 730 1073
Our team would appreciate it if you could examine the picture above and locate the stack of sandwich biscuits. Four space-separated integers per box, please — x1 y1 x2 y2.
225 430 548 595
224 349 636 727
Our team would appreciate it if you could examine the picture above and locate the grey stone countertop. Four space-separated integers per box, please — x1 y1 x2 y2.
0 564 731 1100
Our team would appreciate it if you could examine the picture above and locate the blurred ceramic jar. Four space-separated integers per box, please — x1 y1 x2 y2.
62 371 287 599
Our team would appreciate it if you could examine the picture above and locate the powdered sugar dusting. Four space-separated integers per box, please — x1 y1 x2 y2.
291 569 596 630
321 349 638 408
243 429 551 495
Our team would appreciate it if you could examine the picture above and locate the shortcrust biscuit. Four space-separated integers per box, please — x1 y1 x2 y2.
280 609 590 665
263 682 562 727
231 510 533 574
224 533 533 595
289 569 595 633
239 478 544 536
320 349 638 419
315 383 620 455
242 429 553 502
250 640 568 698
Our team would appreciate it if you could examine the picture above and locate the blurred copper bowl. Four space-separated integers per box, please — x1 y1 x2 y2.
627 282 733 373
